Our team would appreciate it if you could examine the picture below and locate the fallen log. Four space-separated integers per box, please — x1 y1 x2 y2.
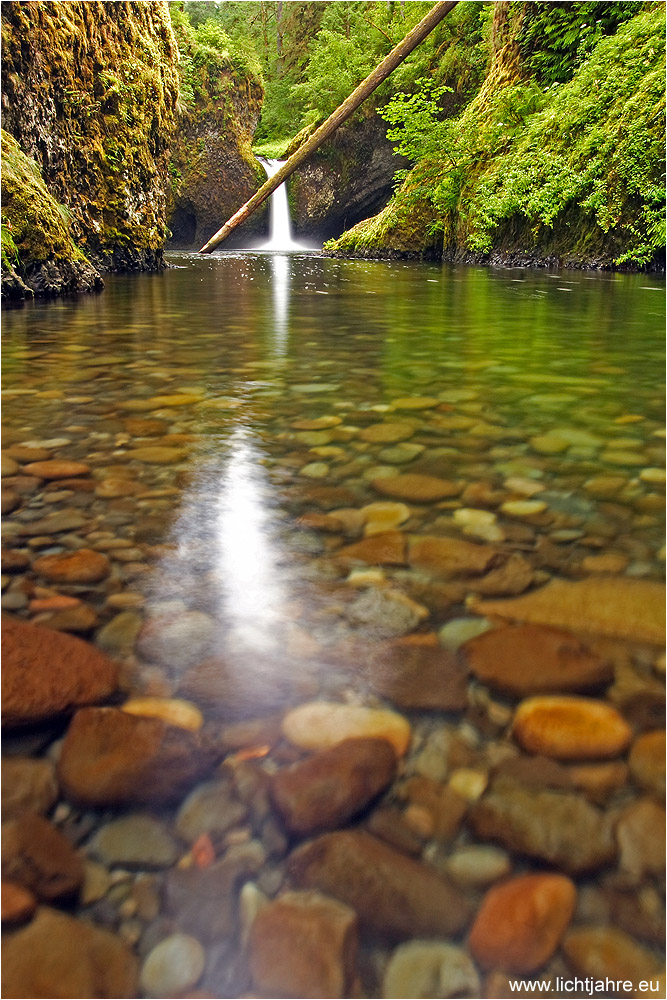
199 0 458 253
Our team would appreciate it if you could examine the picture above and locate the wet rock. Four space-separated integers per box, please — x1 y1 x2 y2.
164 842 265 942
58 707 220 807
33 603 98 633
336 531 407 565
289 830 472 940
1 906 138 998
282 701 411 757
628 730 665 798
1 548 30 572
470 783 616 873
463 624 612 697
125 446 186 464
470 553 533 595
360 421 415 443
17 509 87 536
568 761 629 803
88 815 179 869
512 696 633 760
271 737 397 837
373 474 461 502
2 618 119 727
121 697 203 732
248 890 358 999
469 874 576 973
136 610 216 670
1 880 37 924
616 797 666 883
444 845 511 888
563 926 662 987
124 417 168 436
1 758 58 820
32 549 110 584
2 814 83 901
22 460 91 479
408 535 497 577
501 499 548 518
1 488 21 514
581 552 630 574
179 653 297 720
383 941 480 999
175 779 248 844
96 610 143 655
365 807 425 856
366 643 469 712
1 454 21 476
470 577 666 645
140 933 206 998
345 586 425 638
399 776 468 841
439 616 493 651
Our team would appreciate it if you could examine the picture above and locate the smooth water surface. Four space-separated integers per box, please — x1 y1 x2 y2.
2 254 665 998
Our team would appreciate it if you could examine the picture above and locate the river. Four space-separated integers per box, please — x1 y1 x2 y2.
2 253 665 997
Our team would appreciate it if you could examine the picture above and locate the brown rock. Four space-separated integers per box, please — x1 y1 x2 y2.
6 446 51 463
408 534 497 577
563 926 662 987
470 784 616 874
18 509 88 536
470 553 533 596
360 422 415 444
373 475 461 503
470 577 666 645
2 814 83 901
336 531 407 565
58 707 220 807
512 696 633 760
1 906 138 998
616 797 666 883
365 807 424 856
568 761 629 803
32 549 110 584
271 738 397 837
249 891 358 999
1 489 21 514
1 880 37 924
288 830 472 940
32 604 98 634
125 446 186 464
2 758 58 819
179 654 297 720
1 549 30 572
367 643 469 712
463 625 613 697
2 618 119 727
22 460 91 479
468 873 576 973
628 730 666 798
124 418 168 436
398 776 468 841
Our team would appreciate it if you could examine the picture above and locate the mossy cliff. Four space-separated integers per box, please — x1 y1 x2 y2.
1 0 179 298
326 3 665 270
167 7 266 249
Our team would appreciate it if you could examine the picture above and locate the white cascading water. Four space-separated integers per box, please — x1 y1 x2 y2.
257 158 305 251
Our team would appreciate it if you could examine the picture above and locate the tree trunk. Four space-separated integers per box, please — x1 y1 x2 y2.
199 0 459 254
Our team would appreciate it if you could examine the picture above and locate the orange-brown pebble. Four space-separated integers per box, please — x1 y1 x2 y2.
628 730 666 798
22 460 91 480
469 873 576 973
1 881 37 924
512 696 633 761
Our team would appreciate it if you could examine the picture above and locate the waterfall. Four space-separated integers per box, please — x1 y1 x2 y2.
256 158 305 251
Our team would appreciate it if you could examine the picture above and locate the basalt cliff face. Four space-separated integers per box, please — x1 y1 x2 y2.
1 1 180 299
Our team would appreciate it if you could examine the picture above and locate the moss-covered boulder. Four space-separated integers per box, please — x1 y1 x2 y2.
1 131 102 300
1 0 179 284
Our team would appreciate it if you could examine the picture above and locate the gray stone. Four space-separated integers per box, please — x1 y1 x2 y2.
87 815 179 869
140 933 205 999
383 941 481 999
175 779 248 844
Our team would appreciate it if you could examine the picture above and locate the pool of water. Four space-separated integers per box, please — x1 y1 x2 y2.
2 253 665 998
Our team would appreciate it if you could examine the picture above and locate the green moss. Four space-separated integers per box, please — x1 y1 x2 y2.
1 131 90 267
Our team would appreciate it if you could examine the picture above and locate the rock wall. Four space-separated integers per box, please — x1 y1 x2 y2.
1 0 180 298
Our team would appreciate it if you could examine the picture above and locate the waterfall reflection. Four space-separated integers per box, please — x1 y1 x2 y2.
271 253 289 355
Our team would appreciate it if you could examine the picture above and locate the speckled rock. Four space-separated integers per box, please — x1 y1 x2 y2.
249 891 358 999
512 696 633 760
289 831 472 940
469 874 576 973
470 783 616 873
58 707 219 807
1 758 58 819
32 549 110 584
2 814 83 901
383 941 480 999
463 625 612 697
1 906 138 998
2 618 119 727
271 738 397 836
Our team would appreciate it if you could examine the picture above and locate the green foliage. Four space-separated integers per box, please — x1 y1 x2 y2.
520 1 641 84
368 5 664 268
